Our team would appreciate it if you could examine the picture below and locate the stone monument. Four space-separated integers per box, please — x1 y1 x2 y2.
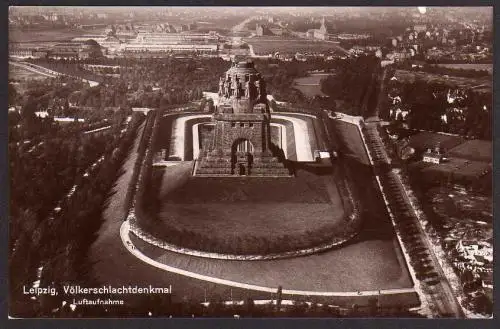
195 60 290 176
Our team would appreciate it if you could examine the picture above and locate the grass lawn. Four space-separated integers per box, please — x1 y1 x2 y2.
408 131 465 153
332 120 370 165
293 74 331 98
9 27 104 43
130 233 414 295
447 139 492 163
159 203 341 241
422 158 491 180
162 170 331 204
9 64 49 80
138 167 347 253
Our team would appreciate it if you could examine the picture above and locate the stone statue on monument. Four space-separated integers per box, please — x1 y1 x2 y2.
260 79 266 97
224 80 230 98
235 77 242 98
255 79 261 98
218 77 224 96
244 80 250 98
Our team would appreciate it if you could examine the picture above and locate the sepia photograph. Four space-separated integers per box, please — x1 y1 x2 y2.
7 5 493 319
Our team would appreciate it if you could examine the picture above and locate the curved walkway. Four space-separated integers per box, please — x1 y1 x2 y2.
273 115 313 161
170 112 314 162
171 114 212 160
121 220 414 297
270 123 288 158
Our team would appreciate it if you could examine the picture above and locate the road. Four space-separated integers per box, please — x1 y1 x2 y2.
360 122 464 317
357 64 464 317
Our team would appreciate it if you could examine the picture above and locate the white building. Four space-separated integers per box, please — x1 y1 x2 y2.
422 148 443 164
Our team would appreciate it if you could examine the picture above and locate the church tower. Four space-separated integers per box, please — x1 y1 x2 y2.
319 17 327 34
195 60 290 176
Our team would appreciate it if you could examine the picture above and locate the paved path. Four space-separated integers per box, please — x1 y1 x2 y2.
169 112 314 161
121 221 415 298
270 123 288 158
171 114 212 160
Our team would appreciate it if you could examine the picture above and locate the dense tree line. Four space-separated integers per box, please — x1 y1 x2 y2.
29 57 226 109
26 57 348 113
9 112 145 317
123 110 157 212
320 55 381 116
9 77 140 315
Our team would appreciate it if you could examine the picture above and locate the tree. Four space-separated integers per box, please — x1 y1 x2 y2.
8 83 18 106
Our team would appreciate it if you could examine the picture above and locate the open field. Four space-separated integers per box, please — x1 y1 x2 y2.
422 158 491 180
293 74 331 98
432 63 492 74
162 170 331 204
408 131 465 153
294 84 328 98
394 69 492 93
293 73 332 98
151 167 344 242
9 63 49 80
159 203 340 240
447 139 492 163
244 38 345 55
9 27 104 44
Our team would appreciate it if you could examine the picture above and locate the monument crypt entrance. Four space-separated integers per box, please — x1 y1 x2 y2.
232 139 254 175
